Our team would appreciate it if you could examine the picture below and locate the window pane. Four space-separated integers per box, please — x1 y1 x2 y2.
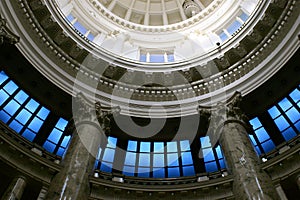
9 120 23 133
255 128 270 143
0 71 8 84
168 54 175 62
154 142 164 153
249 134 257 145
138 167 150 177
0 110 10 123
215 145 224 159
180 140 190 151
73 21 87 35
219 31 228 41
56 147 65 157
139 153 150 166
43 141 56 153
289 89 300 103
100 162 112 172
181 152 193 165
3 81 18 94
249 117 262 129
25 99 39 112
182 166 195 176
56 118 68 131
278 98 292 111
66 14 75 22
140 54 146 62
219 159 226 169
200 136 211 148
22 129 36 142
124 152 136 165
150 54 164 63
203 148 215 162
123 166 135 176
281 127 297 141
168 167 180 178
274 116 290 131
37 107 50 120
15 109 32 125
87 33 95 41
239 12 249 21
167 153 179 166
48 128 63 144
285 107 300 123
0 90 9 105
153 154 164 167
261 140 275 153
14 90 28 104
140 142 150 152
167 142 177 152
127 140 137 151
227 20 242 35
4 100 20 115
61 136 71 148
153 168 165 178
107 137 117 148
205 161 218 172
268 106 281 119
102 149 115 162
28 117 43 132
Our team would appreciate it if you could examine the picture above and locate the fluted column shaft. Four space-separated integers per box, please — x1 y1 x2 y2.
1 177 26 200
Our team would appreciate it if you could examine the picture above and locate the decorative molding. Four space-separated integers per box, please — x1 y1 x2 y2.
0 17 19 44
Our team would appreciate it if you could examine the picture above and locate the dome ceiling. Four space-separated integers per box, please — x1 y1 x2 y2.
97 0 213 26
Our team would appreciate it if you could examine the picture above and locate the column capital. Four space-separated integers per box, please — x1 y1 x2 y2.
0 17 19 44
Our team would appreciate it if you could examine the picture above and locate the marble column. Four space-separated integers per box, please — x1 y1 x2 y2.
45 94 120 200
2 176 26 200
275 184 288 200
199 92 280 200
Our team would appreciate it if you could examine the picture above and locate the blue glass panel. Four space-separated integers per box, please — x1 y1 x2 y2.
14 91 28 104
0 110 10 123
278 98 292 111
219 159 226 169
127 140 137 151
168 167 180 178
167 153 179 166
255 146 262 155
96 148 102 160
102 148 115 162
268 106 281 119
66 14 74 22
0 71 8 84
261 140 275 153
100 162 112 172
55 118 68 131
205 161 218 172
255 128 270 142
150 54 164 63
137 168 150 177
219 31 228 42
181 152 193 165
0 90 9 105
43 141 56 153
215 145 223 159
249 117 262 129
48 128 63 143
168 54 175 62
227 20 242 35
9 120 23 133
73 21 87 35
25 99 39 112
87 33 95 41
203 148 215 162
140 54 146 62
123 166 135 176
285 107 300 123
56 147 65 157
295 121 300 132
22 129 36 142
107 136 117 148
167 142 177 152
140 142 150 152
200 136 211 148
154 142 164 152
182 166 195 176
139 153 150 166
61 136 71 148
153 168 165 178
274 116 290 131
153 153 164 167
239 12 249 21
4 100 20 115
249 134 257 145
15 109 31 125
124 152 136 165
37 107 50 120
180 140 190 151
28 117 43 132
289 89 300 103
281 127 297 141
3 81 18 94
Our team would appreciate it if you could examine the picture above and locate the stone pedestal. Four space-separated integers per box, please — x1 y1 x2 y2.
45 94 119 200
2 177 26 200
199 92 280 200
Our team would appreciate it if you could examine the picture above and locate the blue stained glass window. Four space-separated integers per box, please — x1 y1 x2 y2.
0 71 8 84
205 161 218 172
281 127 297 141
28 117 43 132
261 140 275 153
268 106 281 119
274 116 290 131
61 136 71 148
124 152 136 165
25 99 39 112
22 129 36 141
285 107 300 123
139 153 150 166
167 142 177 152
168 167 180 178
180 140 190 151
182 166 195 176
37 107 50 120
55 118 68 131
249 117 262 129
9 120 23 133
123 166 135 176
0 90 9 105
14 91 28 104
3 81 18 94
16 110 32 125
203 148 215 162
4 100 20 114
102 149 115 162
48 128 63 143
181 152 193 165
154 142 164 152
0 110 10 123
153 154 164 167
140 142 150 152
150 54 164 63
278 98 292 111
255 128 270 142
289 89 300 103
167 153 179 166
127 140 137 151
153 168 165 178
227 20 242 35
43 141 56 153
